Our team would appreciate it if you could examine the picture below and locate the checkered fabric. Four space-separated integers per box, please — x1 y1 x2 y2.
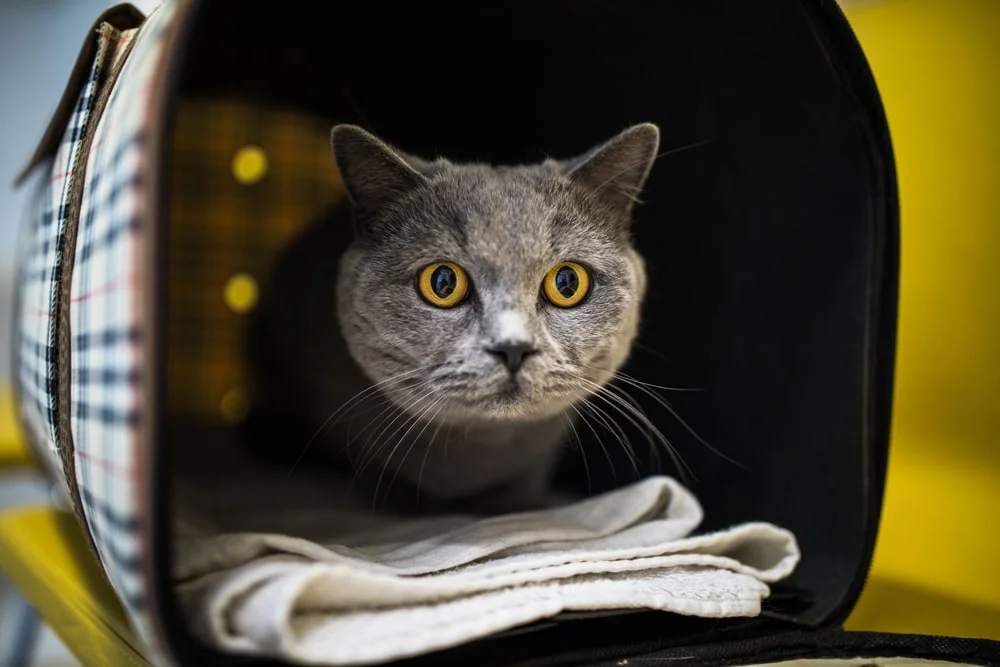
15 1 178 661
168 100 345 420
67 0 176 656
15 22 135 508
16 175 61 486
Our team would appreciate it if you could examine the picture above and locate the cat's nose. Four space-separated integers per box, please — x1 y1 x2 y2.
485 342 538 374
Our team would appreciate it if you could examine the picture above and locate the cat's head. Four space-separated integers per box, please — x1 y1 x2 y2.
331 123 658 424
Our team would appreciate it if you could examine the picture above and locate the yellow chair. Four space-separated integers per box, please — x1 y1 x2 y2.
0 387 148 665
0 384 40 667
0 0 998 664
0 386 27 468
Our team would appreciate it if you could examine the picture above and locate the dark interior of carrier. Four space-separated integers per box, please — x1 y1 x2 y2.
159 0 897 664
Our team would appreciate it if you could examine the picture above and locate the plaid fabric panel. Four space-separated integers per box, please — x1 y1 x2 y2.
15 176 62 485
69 0 175 657
168 100 345 420
15 22 128 496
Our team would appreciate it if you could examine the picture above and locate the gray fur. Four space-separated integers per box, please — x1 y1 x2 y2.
247 123 659 513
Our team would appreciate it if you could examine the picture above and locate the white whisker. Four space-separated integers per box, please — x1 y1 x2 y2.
596 379 695 482
579 398 639 474
356 385 438 480
585 363 747 471
406 401 449 507
561 411 591 496
573 373 695 483
284 366 430 480
376 395 446 504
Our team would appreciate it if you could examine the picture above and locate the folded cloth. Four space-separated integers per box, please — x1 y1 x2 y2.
174 476 800 666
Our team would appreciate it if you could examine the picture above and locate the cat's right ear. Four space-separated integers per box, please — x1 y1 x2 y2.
330 125 427 211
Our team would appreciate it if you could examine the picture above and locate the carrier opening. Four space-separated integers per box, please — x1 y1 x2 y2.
159 1 893 663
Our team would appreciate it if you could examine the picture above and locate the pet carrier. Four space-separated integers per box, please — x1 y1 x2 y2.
10 0 1000 665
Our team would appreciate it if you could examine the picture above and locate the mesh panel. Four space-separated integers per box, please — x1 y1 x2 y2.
167 99 345 419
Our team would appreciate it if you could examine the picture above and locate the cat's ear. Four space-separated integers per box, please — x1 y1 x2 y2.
331 125 428 210
562 123 660 216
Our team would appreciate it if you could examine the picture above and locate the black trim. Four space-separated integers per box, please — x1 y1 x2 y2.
584 630 1000 667
792 0 900 627
148 2 207 666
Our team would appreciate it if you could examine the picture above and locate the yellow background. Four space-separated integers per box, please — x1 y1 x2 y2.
842 0 1000 635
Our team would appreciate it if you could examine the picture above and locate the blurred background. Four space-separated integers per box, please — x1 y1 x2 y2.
0 0 998 665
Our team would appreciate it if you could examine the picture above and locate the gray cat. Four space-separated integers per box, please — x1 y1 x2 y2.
246 123 659 514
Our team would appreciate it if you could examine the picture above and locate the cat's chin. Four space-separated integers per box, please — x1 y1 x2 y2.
464 401 559 423
439 389 582 424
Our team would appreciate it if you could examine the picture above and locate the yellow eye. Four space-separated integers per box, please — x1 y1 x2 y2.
418 262 470 307
543 261 590 308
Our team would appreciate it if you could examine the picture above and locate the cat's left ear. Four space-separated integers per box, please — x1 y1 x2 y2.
561 123 660 216
331 124 429 211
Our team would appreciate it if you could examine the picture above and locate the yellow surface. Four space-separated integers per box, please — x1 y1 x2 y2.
0 507 149 666
0 384 29 468
850 579 1000 640
842 0 1000 634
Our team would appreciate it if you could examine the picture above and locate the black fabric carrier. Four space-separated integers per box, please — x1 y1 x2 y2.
11 0 1000 665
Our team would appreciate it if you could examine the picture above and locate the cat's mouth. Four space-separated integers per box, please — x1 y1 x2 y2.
455 375 578 422
416 366 585 422
475 376 526 406
441 374 530 413
497 376 523 396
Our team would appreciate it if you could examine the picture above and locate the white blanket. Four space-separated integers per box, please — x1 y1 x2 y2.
173 476 799 666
